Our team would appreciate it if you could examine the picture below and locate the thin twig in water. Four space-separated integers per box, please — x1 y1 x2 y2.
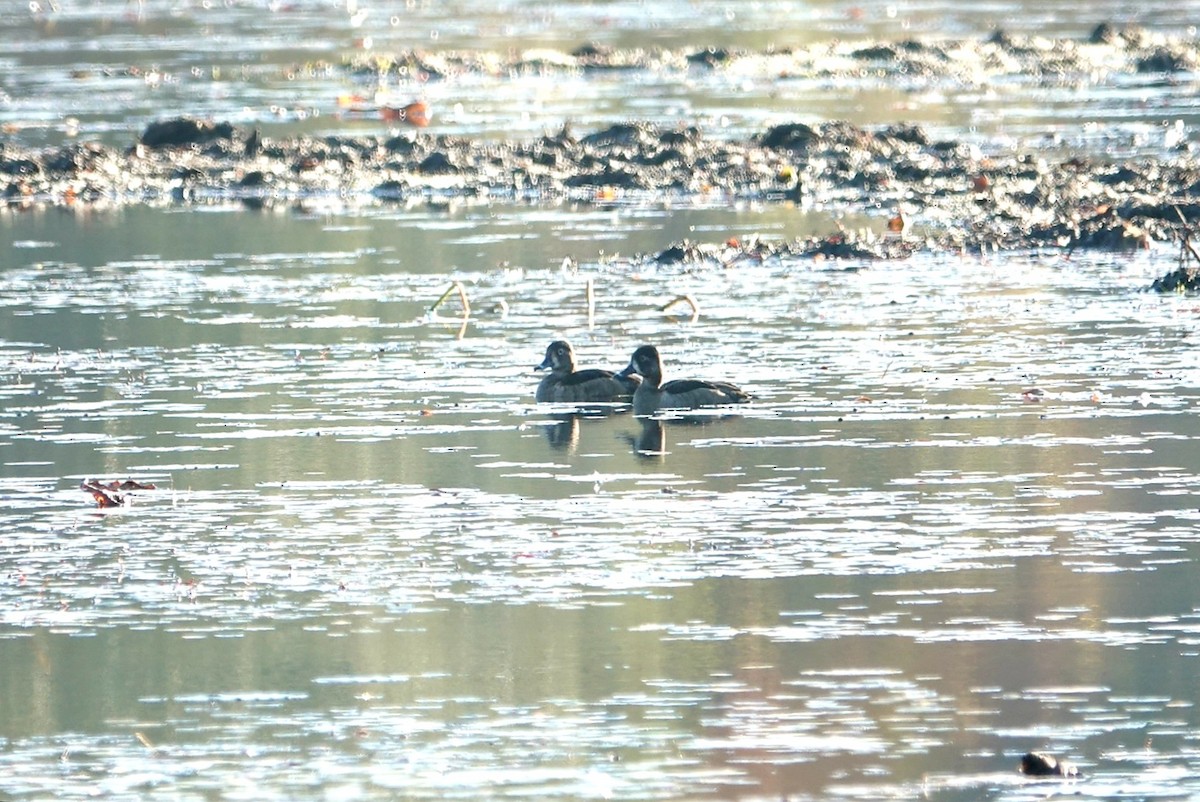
1173 206 1200 273
659 294 700 323
585 278 595 329
429 281 471 340
429 280 471 316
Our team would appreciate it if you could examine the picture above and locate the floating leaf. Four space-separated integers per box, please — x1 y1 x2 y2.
81 480 123 508
80 478 157 508
382 100 430 127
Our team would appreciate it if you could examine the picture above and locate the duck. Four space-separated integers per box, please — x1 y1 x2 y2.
1019 751 1081 778
616 344 750 416
535 340 639 404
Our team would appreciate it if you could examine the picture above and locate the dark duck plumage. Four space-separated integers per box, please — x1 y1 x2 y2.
616 344 750 416
535 340 639 403
1019 751 1081 778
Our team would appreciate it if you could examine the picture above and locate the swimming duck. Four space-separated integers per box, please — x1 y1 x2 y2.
1019 751 1081 778
535 340 639 403
616 344 750 416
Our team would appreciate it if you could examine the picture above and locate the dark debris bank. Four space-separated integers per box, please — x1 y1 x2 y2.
4 116 1195 261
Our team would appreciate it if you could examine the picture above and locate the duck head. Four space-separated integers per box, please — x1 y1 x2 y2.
616 344 664 386
536 340 576 374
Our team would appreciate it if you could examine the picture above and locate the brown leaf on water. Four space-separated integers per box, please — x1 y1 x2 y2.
81 478 157 507
81 480 122 508
887 213 905 232
116 480 156 491
381 100 430 127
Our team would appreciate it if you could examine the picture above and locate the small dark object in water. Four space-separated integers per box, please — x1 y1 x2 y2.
687 47 731 67
0 158 41 176
1019 751 1081 778
243 127 261 158
758 122 820 151
562 165 644 189
238 170 270 187
580 122 649 148
371 179 406 200
1136 48 1193 74
140 117 236 149
1089 22 1120 44
571 42 612 61
655 242 691 264
851 44 898 61
417 151 458 174
1150 266 1200 293
383 135 418 155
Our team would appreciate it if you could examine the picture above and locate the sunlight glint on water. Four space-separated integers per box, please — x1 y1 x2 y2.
1 203 1199 800
4 0 1200 797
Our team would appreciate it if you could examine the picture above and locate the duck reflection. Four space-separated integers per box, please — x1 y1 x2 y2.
541 413 582 451
630 418 666 459
538 407 630 452
624 413 745 460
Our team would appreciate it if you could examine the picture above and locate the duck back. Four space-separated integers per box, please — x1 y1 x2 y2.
546 368 635 403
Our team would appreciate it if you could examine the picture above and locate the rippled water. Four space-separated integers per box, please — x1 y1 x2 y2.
3 201 1200 800
5 1 1200 801
6 0 1200 148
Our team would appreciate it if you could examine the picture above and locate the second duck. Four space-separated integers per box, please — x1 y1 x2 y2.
616 344 751 415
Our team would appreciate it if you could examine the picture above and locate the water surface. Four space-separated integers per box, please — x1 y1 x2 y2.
3 200 1200 800
6 0 1200 148
4 1 1200 800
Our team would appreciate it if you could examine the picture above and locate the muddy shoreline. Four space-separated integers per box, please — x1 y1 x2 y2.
6 25 1200 283
6 116 1195 257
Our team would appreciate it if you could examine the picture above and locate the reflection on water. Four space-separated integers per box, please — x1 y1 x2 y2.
542 412 585 451
631 418 666 458
2 202 1200 799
